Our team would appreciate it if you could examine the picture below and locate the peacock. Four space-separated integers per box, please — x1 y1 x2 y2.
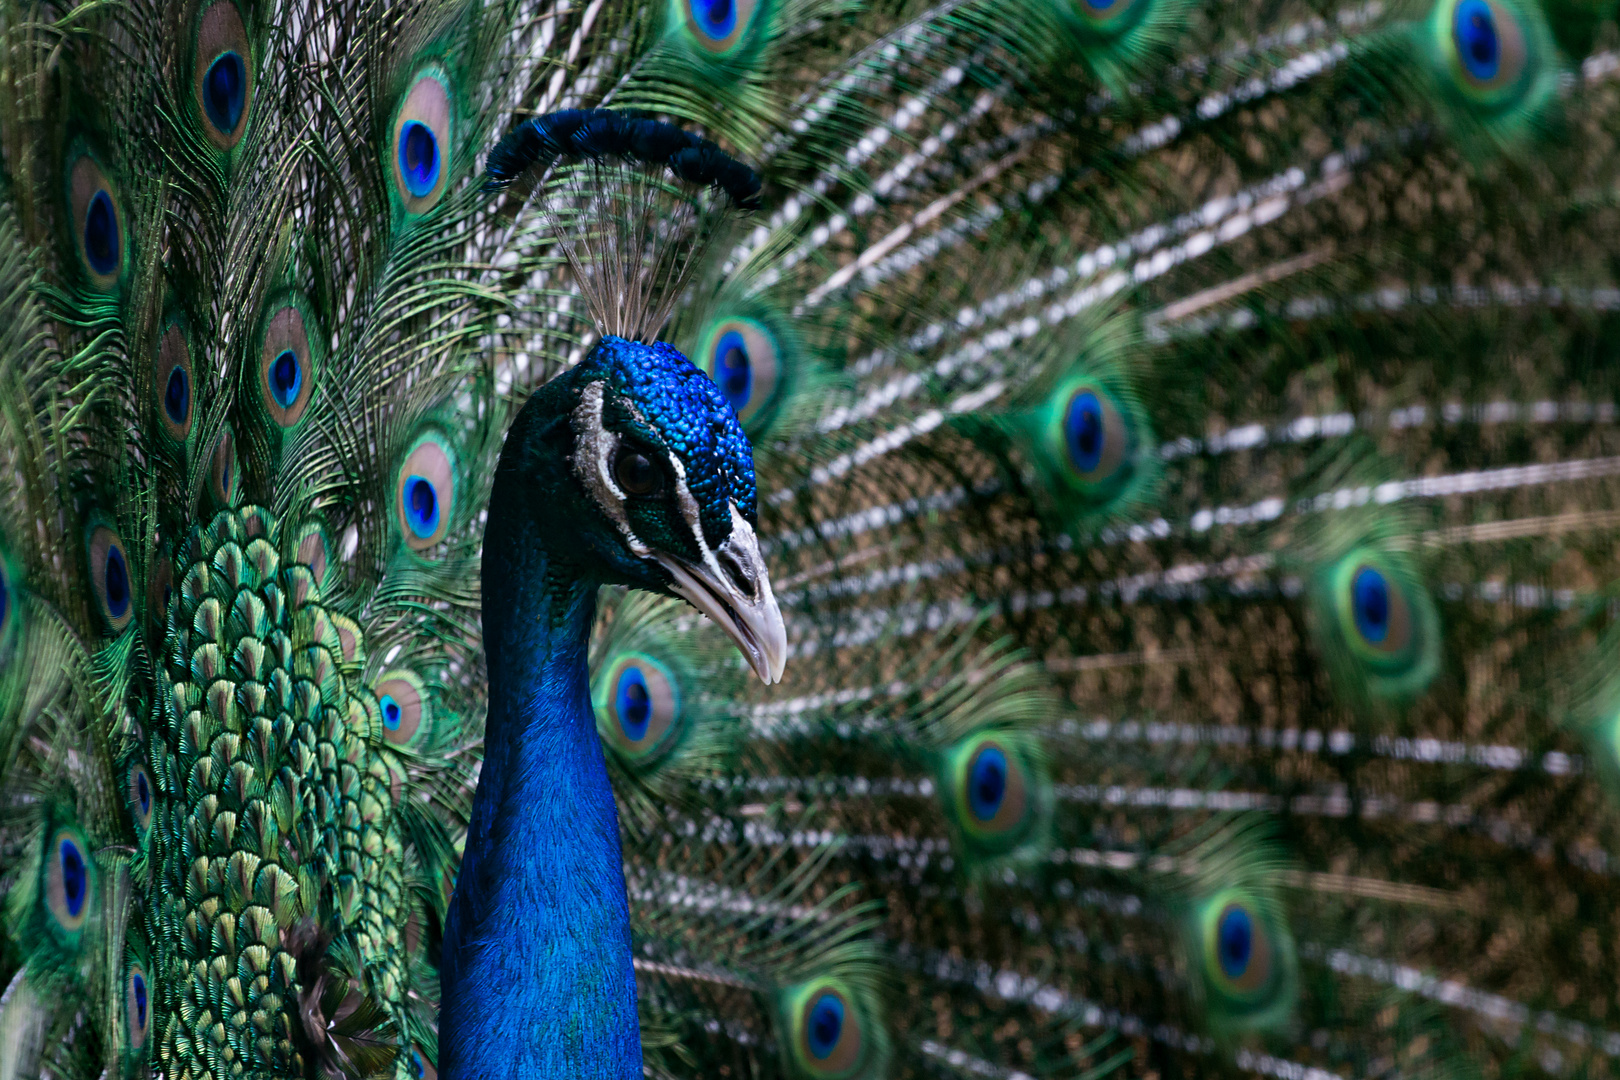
3 0 1620 1074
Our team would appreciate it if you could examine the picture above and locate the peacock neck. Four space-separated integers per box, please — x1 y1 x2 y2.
439 469 641 1079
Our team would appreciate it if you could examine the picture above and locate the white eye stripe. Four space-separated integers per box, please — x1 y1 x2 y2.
572 382 716 564
572 382 648 555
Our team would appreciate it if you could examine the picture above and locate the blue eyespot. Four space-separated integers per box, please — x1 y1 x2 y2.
1082 0 1120 9
89 526 133 632
391 73 452 213
407 1045 438 1080
397 435 456 550
805 992 845 1060
375 672 430 749
164 365 190 425
270 349 301 408
105 546 129 619
259 304 316 427
126 961 151 1047
129 762 155 834
680 0 758 54
1453 0 1500 81
597 653 682 765
204 51 247 136
194 3 253 149
1352 566 1390 644
404 476 439 539
714 330 753 414
702 318 780 428
70 155 123 289
967 745 1008 822
84 191 119 277
60 837 86 917
1217 904 1253 979
156 323 195 442
45 826 93 935
614 665 652 742
1064 391 1105 473
690 0 737 40
399 121 440 198
132 970 148 1027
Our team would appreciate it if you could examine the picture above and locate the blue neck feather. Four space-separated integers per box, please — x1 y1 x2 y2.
439 465 641 1078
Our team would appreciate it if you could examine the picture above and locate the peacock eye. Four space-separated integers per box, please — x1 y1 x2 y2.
45 826 93 937
597 654 682 765
126 961 151 1048
396 433 457 551
257 303 318 428
680 0 760 55
155 321 195 443
128 762 155 834
390 70 453 215
89 525 134 633
69 154 124 290
1217 904 1254 979
1072 0 1147 32
209 423 240 507
966 745 1008 821
614 449 662 496
784 980 871 1076
374 671 431 750
192 1 253 149
702 317 781 427
1199 894 1279 1000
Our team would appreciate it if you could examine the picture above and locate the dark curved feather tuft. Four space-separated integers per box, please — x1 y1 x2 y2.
483 109 762 209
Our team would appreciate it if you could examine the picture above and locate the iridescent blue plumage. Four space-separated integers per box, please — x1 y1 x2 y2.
442 334 783 1078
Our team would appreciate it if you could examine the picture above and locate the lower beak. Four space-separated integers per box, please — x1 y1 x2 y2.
654 510 787 685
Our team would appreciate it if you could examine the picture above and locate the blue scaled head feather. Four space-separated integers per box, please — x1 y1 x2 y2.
482 109 784 682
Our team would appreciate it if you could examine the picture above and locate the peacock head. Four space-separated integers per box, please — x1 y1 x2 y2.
501 335 786 683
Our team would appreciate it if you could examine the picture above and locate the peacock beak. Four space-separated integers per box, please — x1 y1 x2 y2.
654 504 787 685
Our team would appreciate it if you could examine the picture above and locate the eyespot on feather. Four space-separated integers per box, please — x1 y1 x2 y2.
375 671 430 749
391 70 452 215
1011 367 1156 529
128 761 155 835
1191 889 1294 1026
1445 0 1530 103
88 525 134 633
1069 0 1151 36
1317 545 1439 703
406 1046 438 1080
396 434 457 550
126 959 151 1050
44 826 93 937
700 317 779 425
68 153 125 290
155 320 196 443
258 304 316 427
0 551 17 666
1059 384 1132 487
596 653 681 765
192 1 253 148
677 0 762 56
209 424 241 507
780 978 879 1079
941 732 1043 858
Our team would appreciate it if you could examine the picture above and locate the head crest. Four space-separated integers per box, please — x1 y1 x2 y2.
483 110 761 342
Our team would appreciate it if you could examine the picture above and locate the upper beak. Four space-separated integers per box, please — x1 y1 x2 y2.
654 505 787 685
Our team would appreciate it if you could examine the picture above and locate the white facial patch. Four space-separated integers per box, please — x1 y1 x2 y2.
569 380 716 565
571 381 650 557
